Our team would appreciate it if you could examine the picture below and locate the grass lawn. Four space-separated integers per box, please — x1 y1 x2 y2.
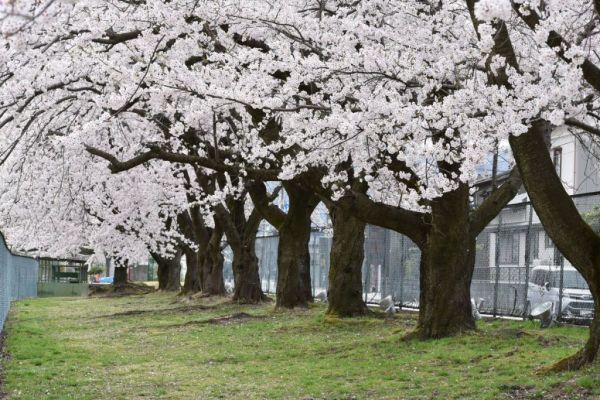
1 293 599 399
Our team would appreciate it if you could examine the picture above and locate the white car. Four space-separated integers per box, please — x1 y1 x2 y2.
528 265 594 323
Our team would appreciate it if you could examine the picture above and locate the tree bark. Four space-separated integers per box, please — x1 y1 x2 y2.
326 205 368 317
511 121 600 369
113 265 128 288
154 251 182 291
178 210 204 295
215 195 267 304
416 184 476 338
249 182 319 309
182 248 202 294
200 222 226 296
274 183 317 308
231 242 265 303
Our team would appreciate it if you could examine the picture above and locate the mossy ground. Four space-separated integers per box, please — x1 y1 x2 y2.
1 293 599 399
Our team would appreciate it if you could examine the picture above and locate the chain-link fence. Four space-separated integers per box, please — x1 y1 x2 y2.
0 232 39 331
252 192 599 322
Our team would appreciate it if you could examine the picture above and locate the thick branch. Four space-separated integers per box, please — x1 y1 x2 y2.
85 145 280 180
92 29 142 45
213 203 242 249
247 181 286 229
565 118 600 139
469 166 522 234
337 190 428 247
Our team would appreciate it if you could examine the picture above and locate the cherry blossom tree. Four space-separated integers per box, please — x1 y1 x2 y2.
469 0 600 369
1 0 597 349
0 127 189 289
0 0 522 331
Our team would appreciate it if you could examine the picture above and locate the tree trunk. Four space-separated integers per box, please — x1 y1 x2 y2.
511 121 600 368
275 184 317 308
113 265 128 288
299 237 313 303
201 226 226 296
182 249 202 294
551 292 600 371
276 225 311 308
215 196 267 304
248 182 319 309
155 252 182 292
232 241 266 303
326 205 368 317
416 185 476 339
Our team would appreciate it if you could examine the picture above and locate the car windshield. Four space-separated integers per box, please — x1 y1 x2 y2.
550 271 589 290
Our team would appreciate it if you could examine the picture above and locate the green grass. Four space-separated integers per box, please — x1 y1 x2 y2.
2 293 599 399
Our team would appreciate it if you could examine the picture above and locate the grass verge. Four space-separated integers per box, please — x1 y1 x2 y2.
2 293 599 399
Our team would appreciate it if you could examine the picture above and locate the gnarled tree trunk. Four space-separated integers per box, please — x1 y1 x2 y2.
276 223 312 308
200 222 226 296
154 251 183 292
232 242 265 303
113 260 129 289
201 249 225 295
416 184 476 338
182 248 202 294
249 182 318 309
178 210 204 295
113 265 128 288
216 196 267 304
326 205 368 317
275 184 317 308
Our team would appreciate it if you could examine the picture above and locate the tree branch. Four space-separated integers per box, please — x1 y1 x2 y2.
565 117 600 139
469 166 522 234
247 181 286 228
336 190 428 247
85 145 280 180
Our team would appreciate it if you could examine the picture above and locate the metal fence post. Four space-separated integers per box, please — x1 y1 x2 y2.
558 254 565 320
522 204 533 319
381 229 390 298
493 214 503 318
311 236 316 298
398 234 405 309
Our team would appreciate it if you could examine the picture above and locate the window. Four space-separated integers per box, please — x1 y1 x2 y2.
553 147 562 178
529 230 539 260
500 232 520 264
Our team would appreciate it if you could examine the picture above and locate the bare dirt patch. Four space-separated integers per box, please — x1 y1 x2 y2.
164 312 266 329
100 304 218 318
89 282 155 297
500 379 595 399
